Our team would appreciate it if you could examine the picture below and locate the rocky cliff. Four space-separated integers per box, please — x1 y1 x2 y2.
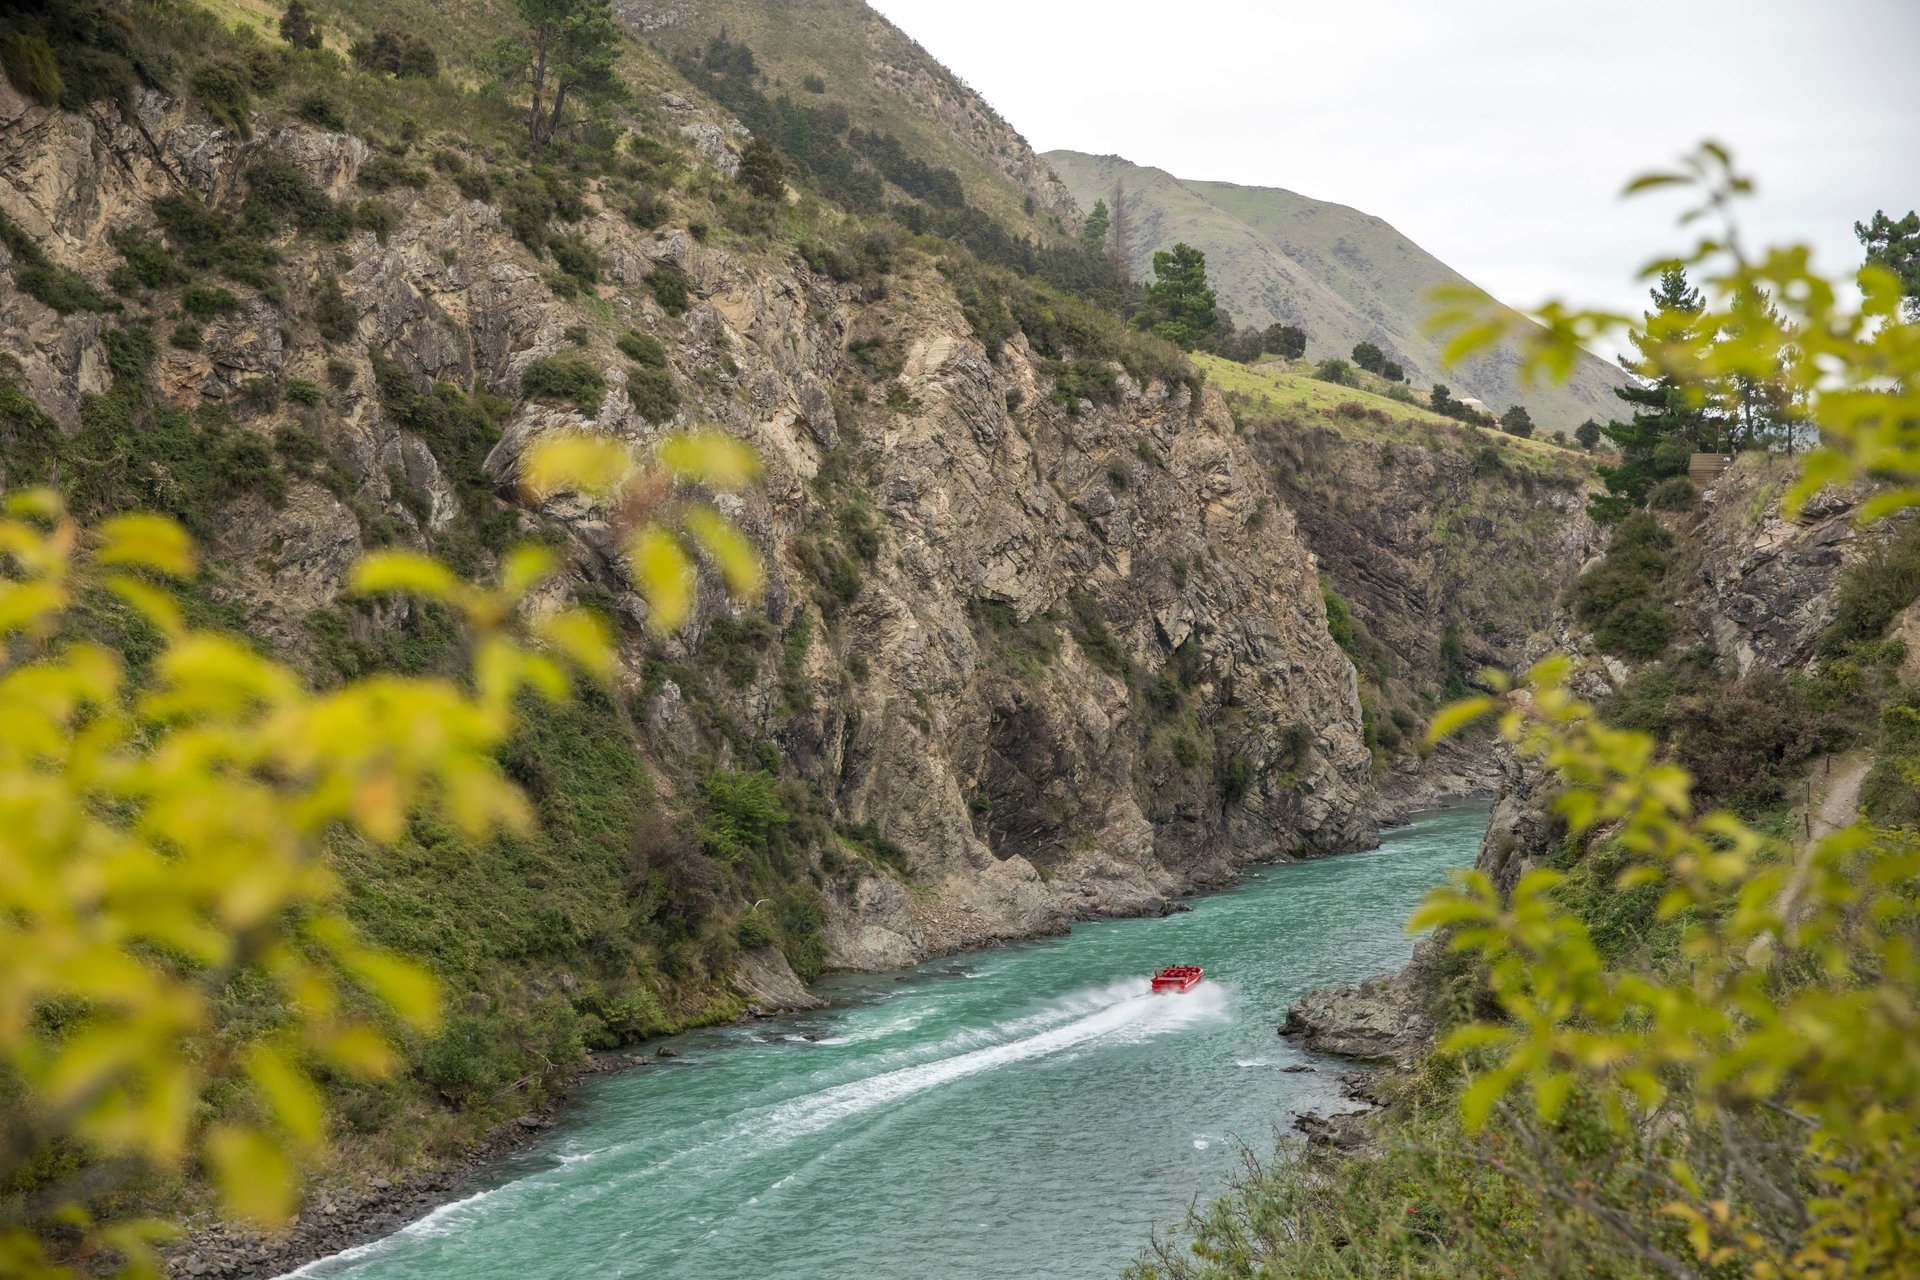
632 0 1081 233
1216 365 1602 807
0 71 1373 987
1283 451 1882 1061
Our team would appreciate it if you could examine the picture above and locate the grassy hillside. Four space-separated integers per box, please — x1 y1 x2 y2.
1197 354 1589 472
1047 151 1629 435
634 0 1077 242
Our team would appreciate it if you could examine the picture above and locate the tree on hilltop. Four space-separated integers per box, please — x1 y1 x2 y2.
1499 404 1535 438
1575 418 1601 450
278 0 321 50
1106 178 1133 277
350 27 437 77
1351 341 1386 374
1133 242 1218 350
1264 323 1306 359
1593 265 1712 520
1315 357 1352 386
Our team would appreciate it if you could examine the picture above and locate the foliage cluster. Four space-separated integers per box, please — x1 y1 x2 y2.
0 487 622 1272
1569 512 1676 660
520 351 607 414
946 256 1195 409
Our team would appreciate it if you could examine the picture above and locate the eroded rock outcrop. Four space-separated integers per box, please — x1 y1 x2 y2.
1279 929 1462 1068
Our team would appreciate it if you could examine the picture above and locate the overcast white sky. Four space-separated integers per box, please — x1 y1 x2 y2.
866 0 1919 346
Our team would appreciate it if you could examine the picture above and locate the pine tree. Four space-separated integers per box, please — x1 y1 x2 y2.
1132 243 1217 350
736 136 785 200
1500 404 1535 438
1575 419 1601 450
1079 199 1110 256
1856 209 1920 319
495 0 627 146
1720 284 1800 451
278 0 321 50
1594 266 1711 521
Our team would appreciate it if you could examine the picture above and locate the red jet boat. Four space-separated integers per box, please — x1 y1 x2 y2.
1151 965 1203 993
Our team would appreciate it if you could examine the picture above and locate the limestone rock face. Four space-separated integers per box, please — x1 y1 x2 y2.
1473 755 1562 897
0 82 1376 975
1278 453 1878 1070
1685 457 1867 677
1249 416 1604 815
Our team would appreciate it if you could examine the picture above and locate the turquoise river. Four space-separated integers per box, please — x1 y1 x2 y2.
291 805 1488 1280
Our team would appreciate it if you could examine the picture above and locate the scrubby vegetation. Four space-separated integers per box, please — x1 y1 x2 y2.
520 351 607 413
1 206 114 314
1570 512 1675 659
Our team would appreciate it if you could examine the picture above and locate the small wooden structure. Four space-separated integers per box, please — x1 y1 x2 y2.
1688 453 1736 489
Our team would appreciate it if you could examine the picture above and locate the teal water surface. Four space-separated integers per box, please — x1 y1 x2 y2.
292 805 1487 1280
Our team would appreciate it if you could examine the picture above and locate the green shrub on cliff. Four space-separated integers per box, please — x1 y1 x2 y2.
649 264 691 315
698 769 790 864
0 364 63 487
190 60 255 137
1820 519 1920 656
0 207 114 315
521 351 607 413
0 30 61 104
1570 513 1675 659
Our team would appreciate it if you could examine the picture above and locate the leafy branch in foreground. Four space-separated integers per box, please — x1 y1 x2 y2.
1415 143 1920 1278
0 429 760 1277
1425 661 1918 1277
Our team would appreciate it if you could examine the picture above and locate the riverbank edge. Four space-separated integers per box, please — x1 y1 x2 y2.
1274 788 1511 1157
165 800 1492 1280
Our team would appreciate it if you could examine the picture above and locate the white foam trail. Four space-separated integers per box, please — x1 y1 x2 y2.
742 979 1227 1146
565 979 1214 1201
281 977 1229 1276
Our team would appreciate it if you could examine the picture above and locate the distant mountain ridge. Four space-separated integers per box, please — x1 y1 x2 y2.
1043 151 1628 432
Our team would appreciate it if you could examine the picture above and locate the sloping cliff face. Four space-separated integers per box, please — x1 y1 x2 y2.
1483 455 1878 878
1284 454 1877 1059
1243 411 1602 805
0 79 1373 979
